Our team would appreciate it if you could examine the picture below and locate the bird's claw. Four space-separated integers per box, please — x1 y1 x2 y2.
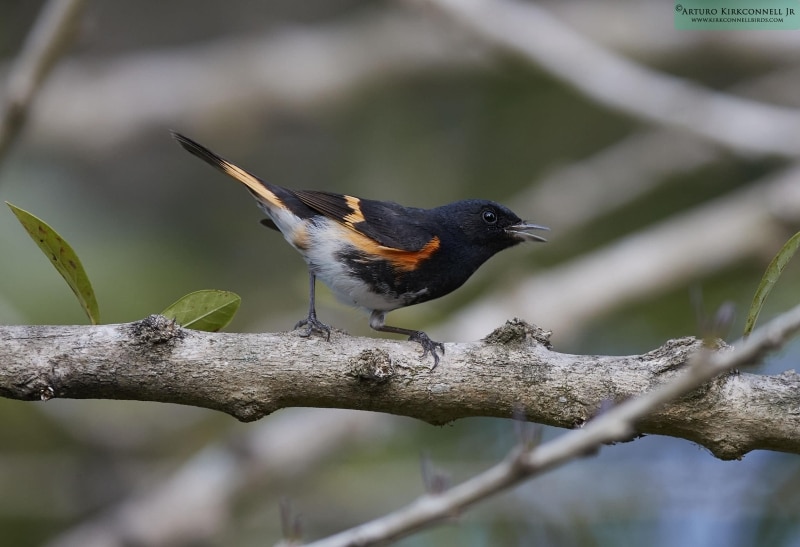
294 315 331 341
408 331 445 370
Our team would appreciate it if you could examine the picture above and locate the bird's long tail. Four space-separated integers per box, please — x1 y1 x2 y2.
171 132 286 211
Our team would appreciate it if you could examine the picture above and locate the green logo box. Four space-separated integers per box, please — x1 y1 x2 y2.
675 0 800 29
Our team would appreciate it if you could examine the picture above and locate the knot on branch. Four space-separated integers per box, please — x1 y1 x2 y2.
129 315 185 345
644 336 705 375
483 319 552 349
348 349 395 383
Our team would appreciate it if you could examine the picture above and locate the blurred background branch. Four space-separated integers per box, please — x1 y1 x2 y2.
12 8 488 153
446 163 800 341
0 0 85 162
421 0 800 156
46 409 389 547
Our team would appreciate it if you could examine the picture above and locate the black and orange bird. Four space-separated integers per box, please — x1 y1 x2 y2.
173 133 548 368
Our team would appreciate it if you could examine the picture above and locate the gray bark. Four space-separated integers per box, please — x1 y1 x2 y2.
1 315 798 460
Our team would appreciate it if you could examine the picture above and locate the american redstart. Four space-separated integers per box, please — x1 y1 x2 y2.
173 132 548 368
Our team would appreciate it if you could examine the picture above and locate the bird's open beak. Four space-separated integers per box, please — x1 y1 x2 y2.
506 221 550 242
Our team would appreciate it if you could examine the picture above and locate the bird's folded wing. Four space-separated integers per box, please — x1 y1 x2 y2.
293 190 435 252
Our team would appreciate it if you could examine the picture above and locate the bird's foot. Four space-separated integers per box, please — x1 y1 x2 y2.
408 331 445 370
294 314 331 341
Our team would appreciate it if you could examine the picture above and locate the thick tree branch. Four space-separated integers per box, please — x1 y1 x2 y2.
1 315 798 461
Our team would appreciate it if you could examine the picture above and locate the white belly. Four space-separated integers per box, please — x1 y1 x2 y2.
299 219 417 312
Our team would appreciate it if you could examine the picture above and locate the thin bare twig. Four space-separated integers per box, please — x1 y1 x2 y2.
0 0 86 162
45 410 390 547
305 303 800 547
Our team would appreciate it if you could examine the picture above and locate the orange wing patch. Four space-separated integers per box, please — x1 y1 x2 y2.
343 195 366 227
344 229 440 272
381 236 440 271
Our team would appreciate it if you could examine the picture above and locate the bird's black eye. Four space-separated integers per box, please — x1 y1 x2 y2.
482 209 498 224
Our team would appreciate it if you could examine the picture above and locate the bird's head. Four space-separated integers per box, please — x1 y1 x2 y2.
441 199 549 254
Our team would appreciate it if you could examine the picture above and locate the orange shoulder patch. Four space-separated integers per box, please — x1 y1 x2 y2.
344 229 440 272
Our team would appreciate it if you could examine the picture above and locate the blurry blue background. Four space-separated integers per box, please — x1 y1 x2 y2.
1 1 800 545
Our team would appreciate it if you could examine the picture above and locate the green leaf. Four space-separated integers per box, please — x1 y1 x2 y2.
161 290 241 332
7 202 100 325
744 230 800 337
